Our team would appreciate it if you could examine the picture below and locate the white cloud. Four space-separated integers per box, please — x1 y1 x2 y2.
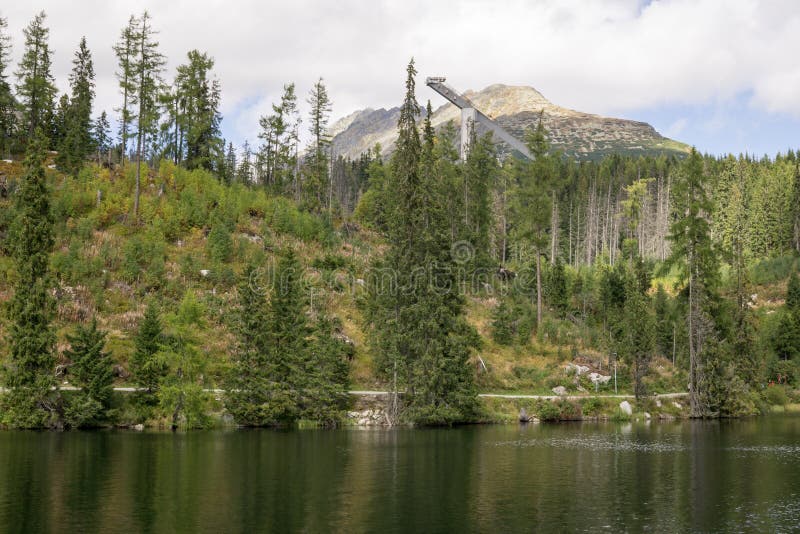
2 0 799 147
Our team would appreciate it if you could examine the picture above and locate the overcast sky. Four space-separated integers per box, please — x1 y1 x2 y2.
3 0 799 156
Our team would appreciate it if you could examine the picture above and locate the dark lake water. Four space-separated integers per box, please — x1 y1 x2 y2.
1 417 799 533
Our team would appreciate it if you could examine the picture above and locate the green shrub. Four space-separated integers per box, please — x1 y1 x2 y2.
765 385 789 406
537 401 561 422
207 224 233 263
582 397 603 416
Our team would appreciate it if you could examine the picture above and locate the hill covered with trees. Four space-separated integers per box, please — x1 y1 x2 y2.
0 11 799 429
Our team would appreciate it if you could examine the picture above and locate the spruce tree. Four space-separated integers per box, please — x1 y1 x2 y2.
57 37 95 175
224 141 236 184
2 130 57 428
0 15 15 157
51 93 70 148
226 252 309 426
792 164 800 254
513 114 554 329
365 60 478 424
130 11 165 218
174 50 222 171
619 277 655 400
301 317 351 427
462 128 497 272
63 318 114 425
15 12 56 146
113 15 138 167
93 110 111 164
666 148 721 417
132 301 167 393
225 263 275 425
304 77 333 212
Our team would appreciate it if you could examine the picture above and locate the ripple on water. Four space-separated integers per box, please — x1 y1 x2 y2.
494 435 686 453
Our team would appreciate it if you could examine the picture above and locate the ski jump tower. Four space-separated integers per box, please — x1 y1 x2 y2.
425 77 533 161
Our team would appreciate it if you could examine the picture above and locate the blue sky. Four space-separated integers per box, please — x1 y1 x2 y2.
3 0 799 158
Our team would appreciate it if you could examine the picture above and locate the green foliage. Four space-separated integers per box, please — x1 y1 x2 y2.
365 62 479 425
56 36 95 176
765 385 789 407
63 317 114 426
491 299 516 346
131 302 168 393
15 12 57 146
206 223 233 263
2 131 58 427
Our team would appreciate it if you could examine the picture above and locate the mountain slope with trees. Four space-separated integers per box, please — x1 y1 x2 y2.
0 10 798 429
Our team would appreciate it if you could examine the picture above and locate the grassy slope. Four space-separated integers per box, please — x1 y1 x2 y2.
0 159 793 400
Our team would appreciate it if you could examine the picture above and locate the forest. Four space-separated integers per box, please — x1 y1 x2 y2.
0 11 799 429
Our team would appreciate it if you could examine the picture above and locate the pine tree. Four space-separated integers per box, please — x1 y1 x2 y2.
130 11 165 218
132 301 167 393
667 148 720 417
174 50 222 171
226 252 309 426
1 130 57 428
236 140 252 184
65 318 113 405
513 114 554 329
787 271 800 313
224 141 236 184
301 317 350 427
792 164 800 254
0 15 15 157
491 299 516 345
304 77 333 212
258 83 299 194
93 111 111 164
619 277 655 400
15 12 57 146
114 15 138 167
462 128 497 272
63 318 114 426
57 37 95 175
365 60 478 425
51 93 70 148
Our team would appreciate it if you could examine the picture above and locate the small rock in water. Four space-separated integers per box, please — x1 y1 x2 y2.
644 412 651 419
519 408 530 422
619 400 633 416
552 386 568 396
655 399 662 408
133 424 145 431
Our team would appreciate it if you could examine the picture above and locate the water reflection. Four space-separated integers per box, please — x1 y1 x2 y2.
0 418 798 533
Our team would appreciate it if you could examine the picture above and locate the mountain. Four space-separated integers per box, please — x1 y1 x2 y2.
329 84 689 160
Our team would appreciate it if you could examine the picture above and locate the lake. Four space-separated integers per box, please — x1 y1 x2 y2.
1 417 799 533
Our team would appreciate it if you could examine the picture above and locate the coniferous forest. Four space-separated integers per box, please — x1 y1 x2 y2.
1 11 800 429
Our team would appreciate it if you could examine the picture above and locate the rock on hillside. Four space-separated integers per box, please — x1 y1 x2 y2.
330 84 689 161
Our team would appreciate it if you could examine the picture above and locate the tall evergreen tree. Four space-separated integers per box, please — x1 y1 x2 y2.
793 163 800 254
258 83 299 194
365 60 478 424
462 127 497 272
15 12 56 146
57 37 95 175
224 141 236 184
513 114 554 329
93 110 111 163
304 77 333 212
666 148 720 417
130 11 165 218
132 301 167 393
0 15 15 157
226 251 309 426
64 318 114 425
1 130 57 428
174 49 222 171
113 15 138 166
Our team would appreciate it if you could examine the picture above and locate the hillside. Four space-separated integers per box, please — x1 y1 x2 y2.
330 84 690 160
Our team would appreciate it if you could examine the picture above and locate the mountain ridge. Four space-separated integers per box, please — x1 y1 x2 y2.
330 84 690 160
